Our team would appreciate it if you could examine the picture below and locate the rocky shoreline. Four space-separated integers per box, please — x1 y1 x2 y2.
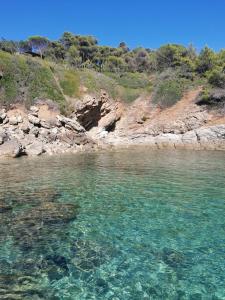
0 103 96 158
103 124 225 151
0 89 225 159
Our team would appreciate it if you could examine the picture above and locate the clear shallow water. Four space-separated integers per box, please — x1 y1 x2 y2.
0 149 225 299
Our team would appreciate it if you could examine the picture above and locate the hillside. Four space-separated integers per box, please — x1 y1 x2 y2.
1 32 225 112
0 50 152 113
0 33 225 157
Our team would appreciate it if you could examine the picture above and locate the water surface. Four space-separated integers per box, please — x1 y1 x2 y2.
0 149 225 299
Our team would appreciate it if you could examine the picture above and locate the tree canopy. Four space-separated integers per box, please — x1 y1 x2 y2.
0 32 224 85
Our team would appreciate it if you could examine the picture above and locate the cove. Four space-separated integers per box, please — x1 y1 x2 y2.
0 149 225 299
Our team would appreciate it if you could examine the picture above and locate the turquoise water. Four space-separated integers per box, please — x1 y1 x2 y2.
0 149 225 299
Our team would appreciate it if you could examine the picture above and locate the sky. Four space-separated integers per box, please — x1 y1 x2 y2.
0 0 225 51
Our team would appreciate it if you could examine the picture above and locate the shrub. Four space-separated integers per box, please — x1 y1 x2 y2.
208 69 225 88
59 70 80 97
196 47 217 74
77 69 151 102
152 79 185 108
107 72 150 89
117 87 145 103
196 87 225 109
78 69 119 98
0 51 65 110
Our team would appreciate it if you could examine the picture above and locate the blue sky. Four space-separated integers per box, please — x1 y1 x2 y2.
1 0 225 51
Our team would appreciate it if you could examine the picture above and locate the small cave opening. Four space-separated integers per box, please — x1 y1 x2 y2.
105 121 116 133
77 106 102 131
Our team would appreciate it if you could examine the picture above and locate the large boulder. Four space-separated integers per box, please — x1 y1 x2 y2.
20 121 30 134
73 92 120 131
57 115 85 132
25 141 45 156
98 112 120 132
74 95 103 130
57 128 92 146
196 125 225 149
0 139 23 158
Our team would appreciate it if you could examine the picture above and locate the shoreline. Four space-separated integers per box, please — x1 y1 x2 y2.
1 137 225 161
1 90 225 159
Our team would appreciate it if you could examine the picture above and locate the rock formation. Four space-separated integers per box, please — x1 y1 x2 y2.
1 88 225 158
100 88 225 150
0 101 96 158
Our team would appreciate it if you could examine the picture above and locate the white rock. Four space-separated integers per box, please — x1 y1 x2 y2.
51 128 58 135
30 106 39 113
25 141 45 156
28 114 40 125
9 116 19 126
98 130 108 139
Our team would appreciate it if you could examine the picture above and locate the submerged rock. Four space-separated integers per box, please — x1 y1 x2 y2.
0 273 49 300
0 203 12 213
43 255 69 281
71 239 109 272
13 202 79 226
8 202 79 250
0 188 62 207
161 248 185 268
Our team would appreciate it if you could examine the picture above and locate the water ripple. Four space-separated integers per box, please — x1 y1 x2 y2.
0 149 225 299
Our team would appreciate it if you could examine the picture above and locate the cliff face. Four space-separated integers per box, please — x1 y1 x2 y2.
86 88 225 151
0 88 225 159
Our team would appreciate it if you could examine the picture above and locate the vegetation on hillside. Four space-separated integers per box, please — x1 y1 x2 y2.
1 32 225 111
0 51 65 109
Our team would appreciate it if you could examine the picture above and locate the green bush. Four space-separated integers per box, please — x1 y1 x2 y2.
0 51 65 110
196 47 218 74
117 87 145 103
27 61 65 108
78 69 151 102
59 70 80 97
0 51 24 104
78 69 118 98
152 79 185 108
208 69 225 88
106 72 150 89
